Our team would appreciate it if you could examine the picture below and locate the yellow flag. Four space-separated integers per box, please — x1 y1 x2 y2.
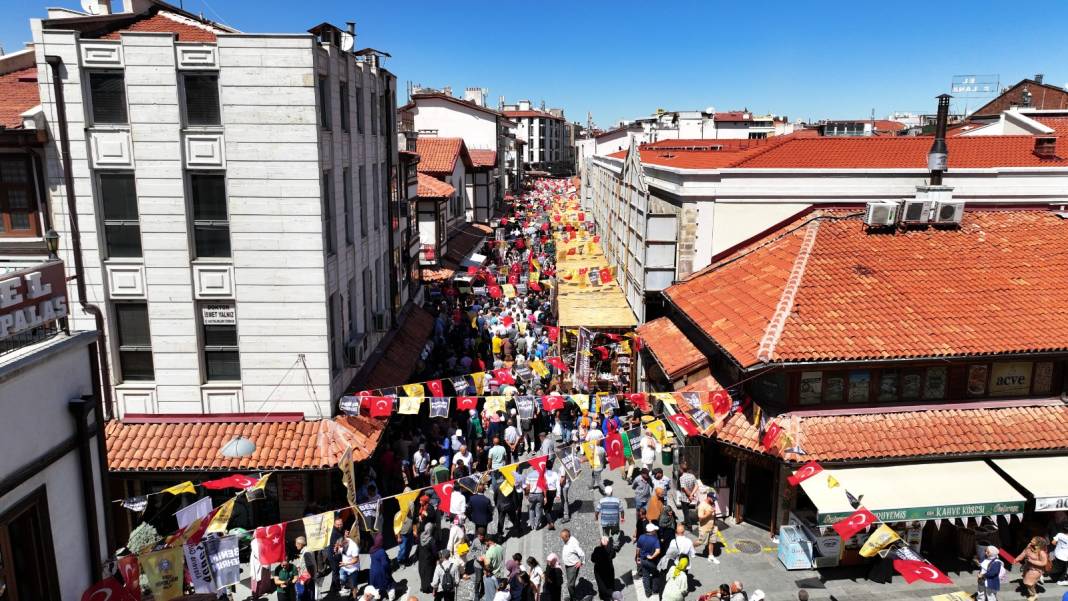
503 284 517 298
393 490 421 536
530 359 549 377
399 397 422 415
620 340 631 355
499 463 518 486
139 546 184 601
302 511 332 551
582 442 596 466
484 396 506 415
647 420 668 444
859 524 901 557
471 372 486 395
206 498 235 534
827 475 840 489
571 394 589 412
499 479 514 496
162 481 195 496
653 393 675 405
403 383 425 398
250 473 270 491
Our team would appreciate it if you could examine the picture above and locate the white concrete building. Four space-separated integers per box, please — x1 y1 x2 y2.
0 261 110 601
584 110 1068 321
14 1 404 419
503 99 571 174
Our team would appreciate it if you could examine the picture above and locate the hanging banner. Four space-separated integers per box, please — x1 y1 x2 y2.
859 524 901 557
516 396 536 420
450 376 471 395
139 546 184 601
175 496 213 530
339 446 357 507
206 498 235 535
429 397 450 418
121 496 149 513
203 534 242 589
339 395 362 415
574 327 592 389
162 481 196 496
356 500 381 531
302 512 333 552
184 541 214 594
394 490 421 537
398 396 422 415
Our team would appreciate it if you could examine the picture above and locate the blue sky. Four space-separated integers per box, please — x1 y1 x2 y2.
5 0 1068 127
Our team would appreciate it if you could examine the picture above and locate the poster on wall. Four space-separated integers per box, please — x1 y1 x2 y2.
824 375 844 402
847 371 870 403
900 370 923 400
280 474 304 503
967 364 989 397
799 372 823 405
1033 362 1053 395
877 372 898 401
990 362 1032 396
923 367 947 400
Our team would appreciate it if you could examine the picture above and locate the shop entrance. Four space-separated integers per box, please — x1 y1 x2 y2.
743 463 775 529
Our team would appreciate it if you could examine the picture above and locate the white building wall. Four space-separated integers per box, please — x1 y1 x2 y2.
411 99 497 150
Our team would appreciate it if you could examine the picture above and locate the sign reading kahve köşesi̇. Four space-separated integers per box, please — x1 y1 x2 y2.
0 261 68 341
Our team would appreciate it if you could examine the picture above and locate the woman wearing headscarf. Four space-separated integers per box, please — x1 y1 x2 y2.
591 536 616 601
368 533 396 600
541 554 564 601
417 500 439 595
1015 536 1050 601
661 556 689 601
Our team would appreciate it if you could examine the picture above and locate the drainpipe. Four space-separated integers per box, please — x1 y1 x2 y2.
46 55 116 553
68 397 102 579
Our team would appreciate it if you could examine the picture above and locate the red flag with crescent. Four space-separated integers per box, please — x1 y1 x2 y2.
626 393 650 413
599 268 613 283
426 380 444 397
529 455 548 491
493 368 515 385
203 473 258 490
892 559 953 585
456 396 478 411
832 507 878 540
710 390 731 415
529 281 542 292
667 413 700 437
254 523 287 564
786 460 824 487
546 357 569 372
761 422 784 449
433 481 455 514
542 395 563 411
604 432 626 469
546 326 559 341
81 577 129 601
367 396 393 417
117 554 141 601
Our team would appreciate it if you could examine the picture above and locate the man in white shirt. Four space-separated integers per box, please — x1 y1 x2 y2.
525 469 545 531
504 419 522 460
560 529 585 601
544 467 561 529
337 535 360 596
1052 524 1068 585
450 486 467 521
640 431 658 471
663 523 696 567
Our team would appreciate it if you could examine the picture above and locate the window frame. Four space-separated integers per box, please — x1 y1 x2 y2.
318 76 331 130
113 301 154 381
180 71 221 127
96 171 142 259
187 171 231 259
198 302 240 382
358 166 367 237
343 167 353 245
86 70 129 126
0 486 61 601
322 171 336 255
339 81 350 132
0 154 41 237
355 84 364 134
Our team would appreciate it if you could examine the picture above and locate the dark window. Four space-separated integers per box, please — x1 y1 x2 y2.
362 267 372 333
0 488 61 601
319 77 331 129
356 85 364 133
115 302 154 380
88 71 128 124
372 168 380 231
370 84 378 135
343 167 353 245
339 82 350 132
182 73 221 126
189 172 230 258
0 157 39 236
322 172 335 254
98 172 141 258
380 91 388 135
329 294 340 374
201 304 239 380
348 277 359 334
380 162 388 228
358 166 367 236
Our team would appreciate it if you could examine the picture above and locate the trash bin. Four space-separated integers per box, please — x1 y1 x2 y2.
662 438 674 465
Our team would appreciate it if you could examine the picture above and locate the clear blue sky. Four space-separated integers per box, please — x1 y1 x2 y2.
5 0 1068 127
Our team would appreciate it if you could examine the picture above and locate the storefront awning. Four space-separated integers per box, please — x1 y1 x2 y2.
993 456 1068 512
800 461 1025 526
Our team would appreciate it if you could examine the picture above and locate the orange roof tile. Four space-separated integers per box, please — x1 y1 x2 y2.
666 210 1068 367
105 415 384 472
637 317 706 378
679 373 724 393
716 402 1068 462
416 137 473 175
0 66 39 129
417 173 454 199
98 11 221 42
468 149 498 169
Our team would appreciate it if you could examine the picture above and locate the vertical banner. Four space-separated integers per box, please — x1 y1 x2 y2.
203 535 242 589
339 446 357 507
175 496 213 530
183 541 214 594
139 546 184 601
302 512 333 552
574 327 592 390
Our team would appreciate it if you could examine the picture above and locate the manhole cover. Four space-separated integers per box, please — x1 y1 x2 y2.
734 540 762 554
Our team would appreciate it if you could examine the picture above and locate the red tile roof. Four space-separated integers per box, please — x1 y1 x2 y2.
666 210 1068 367
362 306 435 390
423 222 494 282
105 415 384 471
468 149 498 169
606 137 787 169
637 317 707 379
713 111 752 122
716 402 1068 462
0 66 39 129
98 11 221 41
503 109 565 122
679 373 724 392
417 173 454 199
416 137 473 175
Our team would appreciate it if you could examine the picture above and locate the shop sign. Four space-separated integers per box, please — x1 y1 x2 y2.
1035 495 1068 512
201 304 236 325
990 362 1032 396
818 500 1025 525
0 261 68 341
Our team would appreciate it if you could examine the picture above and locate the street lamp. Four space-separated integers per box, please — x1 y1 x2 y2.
220 435 256 458
44 228 59 259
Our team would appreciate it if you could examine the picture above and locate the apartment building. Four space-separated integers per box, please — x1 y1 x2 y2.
14 0 404 419
503 99 571 175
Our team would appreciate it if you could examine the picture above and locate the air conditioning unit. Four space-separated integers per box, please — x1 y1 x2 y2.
899 199 931 224
863 201 898 227
931 200 965 225
345 335 365 366
372 311 389 332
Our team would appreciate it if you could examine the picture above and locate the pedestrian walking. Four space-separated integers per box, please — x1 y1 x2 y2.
636 522 662 598
526 557 544 601
481 536 506 601
336 533 361 599
1015 536 1050 601
417 511 439 595
495 481 516 536
662 557 689 601
1051 524 1068 584
560 529 585 601
590 443 606 493
468 483 495 533
662 523 695 567
328 514 347 595
976 545 1004 601
595 485 624 550
542 554 564 601
525 467 546 531
632 469 652 512
591 536 617 601
695 491 720 564
368 534 396 600
432 549 460 601
293 536 317 601
558 464 572 523
273 556 298 601
544 459 560 530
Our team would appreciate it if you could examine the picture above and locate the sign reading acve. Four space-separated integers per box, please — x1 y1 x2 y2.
0 261 69 341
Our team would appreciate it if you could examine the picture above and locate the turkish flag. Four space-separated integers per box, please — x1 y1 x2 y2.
427 380 444 397
467 266 479 275
546 357 569 372
367 396 394 418
633 336 643 352
117 555 140 601
832 507 878 540
599 268 613 283
627 393 650 413
567 247 576 255
456 396 478 411
203 474 258 490
542 395 563 411
604 333 622 342
493 368 515 385
502 316 514 327
434 481 455 514
488 286 502 299
529 455 549 491
604 432 626 469
546 326 559 341
761 422 784 449
786 461 824 487
593 346 610 360
529 281 542 292
892 559 953 585
668 413 700 437
710 390 731 415
255 523 287 565
81 577 128 601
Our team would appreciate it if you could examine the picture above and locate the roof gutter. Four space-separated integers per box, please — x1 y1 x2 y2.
744 348 1068 373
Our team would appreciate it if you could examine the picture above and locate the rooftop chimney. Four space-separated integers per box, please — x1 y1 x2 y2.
1035 73 1044 84
1034 136 1057 159
928 94 951 185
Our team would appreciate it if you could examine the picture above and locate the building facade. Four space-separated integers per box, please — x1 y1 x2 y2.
503 100 571 175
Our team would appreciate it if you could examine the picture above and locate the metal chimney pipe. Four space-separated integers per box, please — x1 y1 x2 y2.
928 94 951 185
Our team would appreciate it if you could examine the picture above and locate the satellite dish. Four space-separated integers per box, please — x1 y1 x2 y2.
705 106 715 114
340 32 355 52
80 0 106 15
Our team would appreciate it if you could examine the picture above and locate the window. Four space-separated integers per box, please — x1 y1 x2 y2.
343 167 353 245
98 172 141 258
329 293 340 375
0 156 39 236
370 83 378 135
339 82 350 132
88 71 128 124
372 168 380 231
318 77 331 129
182 73 220 126
356 85 364 133
380 90 388 135
189 173 230 258
358 166 367 236
348 277 359 335
115 302 153 380
322 171 335 255
362 267 372 333
0 488 61 601
200 303 239 380
380 162 389 228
